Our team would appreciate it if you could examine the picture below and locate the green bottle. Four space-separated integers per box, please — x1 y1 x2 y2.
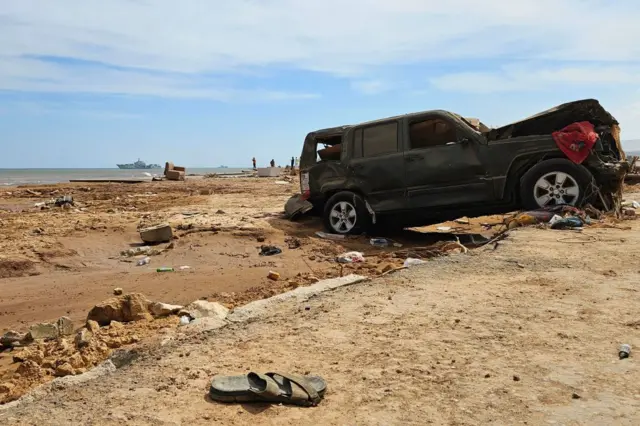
156 267 174 272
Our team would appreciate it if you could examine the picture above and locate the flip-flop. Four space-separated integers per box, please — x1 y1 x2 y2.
209 372 327 406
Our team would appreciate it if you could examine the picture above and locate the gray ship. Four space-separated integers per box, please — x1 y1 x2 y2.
116 159 161 169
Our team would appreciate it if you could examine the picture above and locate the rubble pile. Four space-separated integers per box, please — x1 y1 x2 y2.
0 293 229 404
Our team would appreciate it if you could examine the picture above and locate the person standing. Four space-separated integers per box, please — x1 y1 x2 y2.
270 159 275 167
290 157 295 168
252 157 256 169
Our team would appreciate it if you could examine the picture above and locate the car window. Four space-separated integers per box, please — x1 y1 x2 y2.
409 118 457 149
361 122 398 157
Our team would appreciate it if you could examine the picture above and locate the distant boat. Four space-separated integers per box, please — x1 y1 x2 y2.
117 159 161 169
219 165 229 168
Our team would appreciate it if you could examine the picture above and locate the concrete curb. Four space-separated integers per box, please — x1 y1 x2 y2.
228 274 368 323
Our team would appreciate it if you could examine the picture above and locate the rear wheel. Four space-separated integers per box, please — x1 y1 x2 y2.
323 191 370 235
520 158 594 210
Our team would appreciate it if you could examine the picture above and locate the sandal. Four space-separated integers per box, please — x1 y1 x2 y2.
209 371 327 406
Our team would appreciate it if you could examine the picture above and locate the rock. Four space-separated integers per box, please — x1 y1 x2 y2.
75 329 93 349
183 316 226 332
68 353 85 369
256 236 266 243
109 321 124 330
179 300 229 321
380 264 395 274
56 316 74 336
28 322 59 340
267 271 280 281
54 363 75 377
0 382 15 394
0 330 25 347
15 360 44 379
12 348 44 364
87 293 152 326
139 223 173 243
113 288 123 296
109 349 139 368
148 301 183 317
86 320 100 333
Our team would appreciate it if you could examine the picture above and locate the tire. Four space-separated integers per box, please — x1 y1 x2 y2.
519 158 594 210
323 191 371 235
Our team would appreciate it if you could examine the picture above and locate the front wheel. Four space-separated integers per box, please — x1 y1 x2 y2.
519 158 594 210
323 191 370 235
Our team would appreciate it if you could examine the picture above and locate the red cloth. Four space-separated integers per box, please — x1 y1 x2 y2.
551 121 598 164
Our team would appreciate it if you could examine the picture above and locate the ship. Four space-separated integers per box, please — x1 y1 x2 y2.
116 159 161 169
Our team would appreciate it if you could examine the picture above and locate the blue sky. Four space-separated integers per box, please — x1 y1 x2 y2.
1 0 640 168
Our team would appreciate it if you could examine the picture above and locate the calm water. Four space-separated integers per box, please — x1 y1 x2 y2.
0 168 248 186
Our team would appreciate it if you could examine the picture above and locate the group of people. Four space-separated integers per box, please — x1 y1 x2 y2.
251 157 299 170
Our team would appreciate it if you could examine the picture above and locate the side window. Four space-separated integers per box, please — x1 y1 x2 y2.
362 122 398 157
409 118 457 150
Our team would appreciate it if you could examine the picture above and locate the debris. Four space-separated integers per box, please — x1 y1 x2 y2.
315 231 345 240
139 223 173 243
156 267 174 272
619 344 631 359
54 362 75 377
436 226 452 232
336 251 365 264
1 330 25 348
26 189 42 196
259 245 282 256
256 236 266 243
27 322 59 340
179 316 191 325
550 216 583 230
179 300 229 320
513 375 521 382
284 194 314 220
549 214 563 226
215 209 226 215
178 265 191 271
54 195 74 207
86 320 100 333
74 329 93 348
370 238 390 247
572 393 581 400
149 302 184 317
136 257 151 266
285 237 301 249
274 180 289 185
113 288 124 296
121 246 156 257
622 200 640 209
267 271 281 281
56 316 74 336
403 258 427 267
454 217 470 225
623 208 636 217
86 293 153 326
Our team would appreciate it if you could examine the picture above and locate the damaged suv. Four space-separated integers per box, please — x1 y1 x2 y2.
286 99 627 234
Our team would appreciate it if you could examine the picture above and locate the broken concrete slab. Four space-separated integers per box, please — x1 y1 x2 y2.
228 274 368 323
148 302 183 317
139 223 173 243
179 300 229 321
27 323 59 340
1 330 26 347
56 317 74 336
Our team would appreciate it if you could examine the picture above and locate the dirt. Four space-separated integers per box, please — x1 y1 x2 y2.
0 176 504 404
2 189 640 424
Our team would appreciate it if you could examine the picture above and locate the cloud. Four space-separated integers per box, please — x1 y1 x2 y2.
1 0 640 98
350 80 392 95
430 64 640 94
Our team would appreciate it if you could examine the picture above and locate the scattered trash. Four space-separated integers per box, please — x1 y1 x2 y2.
259 245 282 256
179 315 191 325
156 267 174 272
619 344 631 359
336 251 365 263
370 238 390 247
436 226 452 232
454 217 470 225
179 265 191 271
121 246 153 257
403 258 427 267
550 216 583 230
315 231 345 240
113 288 123 296
267 271 280 281
622 200 640 209
623 208 636 217
549 215 563 226
136 257 151 266
54 195 74 207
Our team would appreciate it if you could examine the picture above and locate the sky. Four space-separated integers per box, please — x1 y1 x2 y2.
1 0 640 168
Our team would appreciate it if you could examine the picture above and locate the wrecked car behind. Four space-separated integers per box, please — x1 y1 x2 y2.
286 99 628 234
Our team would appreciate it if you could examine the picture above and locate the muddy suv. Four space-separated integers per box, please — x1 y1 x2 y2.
287 99 627 234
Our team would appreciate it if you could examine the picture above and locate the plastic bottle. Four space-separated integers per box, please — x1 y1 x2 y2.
137 257 150 266
619 344 631 359
156 267 174 272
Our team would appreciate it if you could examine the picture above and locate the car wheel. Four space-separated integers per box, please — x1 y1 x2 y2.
520 158 594 210
323 191 370 235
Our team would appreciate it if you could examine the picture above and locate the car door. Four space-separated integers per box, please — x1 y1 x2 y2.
403 114 494 209
346 120 407 212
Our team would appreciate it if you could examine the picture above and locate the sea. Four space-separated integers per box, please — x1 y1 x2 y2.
0 168 248 186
